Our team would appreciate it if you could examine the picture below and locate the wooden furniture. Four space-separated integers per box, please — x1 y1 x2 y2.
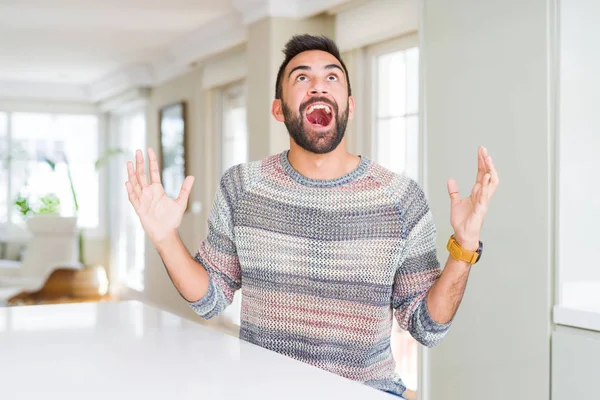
6 268 116 306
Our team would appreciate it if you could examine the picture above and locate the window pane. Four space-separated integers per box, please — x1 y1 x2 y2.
405 115 419 182
377 51 406 118
391 326 418 391
110 111 146 291
219 81 247 326
406 47 419 115
376 117 406 174
0 112 7 224
9 113 99 228
127 113 146 290
371 40 420 392
221 83 248 174
0 112 6 135
160 105 185 200
10 113 62 224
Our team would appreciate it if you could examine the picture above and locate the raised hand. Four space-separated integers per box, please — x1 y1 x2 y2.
446 146 499 250
125 148 195 245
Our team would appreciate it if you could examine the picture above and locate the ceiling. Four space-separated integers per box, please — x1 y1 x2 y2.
0 0 352 102
0 0 235 85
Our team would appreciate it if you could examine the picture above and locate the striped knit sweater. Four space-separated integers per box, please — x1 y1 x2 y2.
189 151 451 396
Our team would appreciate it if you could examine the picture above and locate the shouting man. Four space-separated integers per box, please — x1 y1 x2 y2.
125 34 499 399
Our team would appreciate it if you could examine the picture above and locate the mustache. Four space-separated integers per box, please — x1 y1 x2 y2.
299 97 338 115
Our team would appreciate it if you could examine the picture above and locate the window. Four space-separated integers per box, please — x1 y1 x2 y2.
215 81 247 326
108 110 146 292
370 37 420 181
0 112 100 231
368 34 420 391
218 81 248 176
0 112 8 225
554 0 600 331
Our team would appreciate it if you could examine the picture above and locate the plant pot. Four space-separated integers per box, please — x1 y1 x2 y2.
71 264 109 298
20 215 79 279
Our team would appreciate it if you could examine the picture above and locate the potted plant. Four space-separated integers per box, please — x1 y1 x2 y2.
13 192 79 281
14 192 61 216
41 149 123 298
6 142 80 280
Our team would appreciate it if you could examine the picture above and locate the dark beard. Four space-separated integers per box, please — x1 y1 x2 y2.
282 97 349 154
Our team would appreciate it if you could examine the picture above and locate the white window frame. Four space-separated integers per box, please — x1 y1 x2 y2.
199 49 247 330
214 80 248 179
361 33 423 396
212 79 248 328
366 33 421 182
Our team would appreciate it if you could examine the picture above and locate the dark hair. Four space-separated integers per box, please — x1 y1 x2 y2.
275 34 352 99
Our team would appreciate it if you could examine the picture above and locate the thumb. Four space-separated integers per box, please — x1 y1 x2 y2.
175 176 195 207
447 178 460 204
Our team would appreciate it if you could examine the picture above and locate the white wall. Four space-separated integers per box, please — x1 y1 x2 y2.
142 66 210 325
202 48 247 90
552 326 600 399
421 1 553 399
335 0 417 53
558 0 600 288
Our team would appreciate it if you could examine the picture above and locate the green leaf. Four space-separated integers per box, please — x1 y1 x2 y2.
62 154 79 213
43 157 56 171
13 193 32 217
36 193 61 215
95 148 125 170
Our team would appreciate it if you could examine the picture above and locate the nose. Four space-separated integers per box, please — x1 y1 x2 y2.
309 82 328 96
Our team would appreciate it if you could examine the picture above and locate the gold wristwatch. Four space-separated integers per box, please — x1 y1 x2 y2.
446 235 483 264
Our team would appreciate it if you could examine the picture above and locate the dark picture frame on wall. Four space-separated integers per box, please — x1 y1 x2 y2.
158 101 187 200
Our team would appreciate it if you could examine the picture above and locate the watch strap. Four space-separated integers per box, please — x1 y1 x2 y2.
446 235 481 264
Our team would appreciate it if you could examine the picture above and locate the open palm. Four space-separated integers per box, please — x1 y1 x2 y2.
125 148 194 244
447 146 499 250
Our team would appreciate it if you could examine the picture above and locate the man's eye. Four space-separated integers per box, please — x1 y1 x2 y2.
327 75 338 81
296 75 308 82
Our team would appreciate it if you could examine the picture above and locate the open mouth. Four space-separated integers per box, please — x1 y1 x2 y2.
304 103 333 128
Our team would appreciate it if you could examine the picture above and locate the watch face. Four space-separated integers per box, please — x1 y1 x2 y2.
476 241 483 263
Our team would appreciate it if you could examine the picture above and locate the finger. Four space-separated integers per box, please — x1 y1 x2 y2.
127 161 142 198
476 146 486 184
447 178 460 204
485 154 500 197
135 149 149 188
471 181 482 200
175 176 195 206
125 181 140 211
473 175 491 217
478 173 492 210
148 148 161 184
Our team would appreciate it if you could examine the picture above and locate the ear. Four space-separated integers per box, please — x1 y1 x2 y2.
272 99 285 122
348 96 356 121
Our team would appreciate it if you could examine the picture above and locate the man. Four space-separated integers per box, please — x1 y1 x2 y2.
125 34 499 399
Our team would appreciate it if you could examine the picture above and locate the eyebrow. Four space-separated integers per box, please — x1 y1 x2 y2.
288 63 345 79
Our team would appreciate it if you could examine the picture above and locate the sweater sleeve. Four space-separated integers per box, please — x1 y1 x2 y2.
188 170 242 320
392 182 451 348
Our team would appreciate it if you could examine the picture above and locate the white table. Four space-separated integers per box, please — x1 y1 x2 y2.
0 301 396 399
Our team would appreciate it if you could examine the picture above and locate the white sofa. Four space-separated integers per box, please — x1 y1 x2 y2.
0 216 81 305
